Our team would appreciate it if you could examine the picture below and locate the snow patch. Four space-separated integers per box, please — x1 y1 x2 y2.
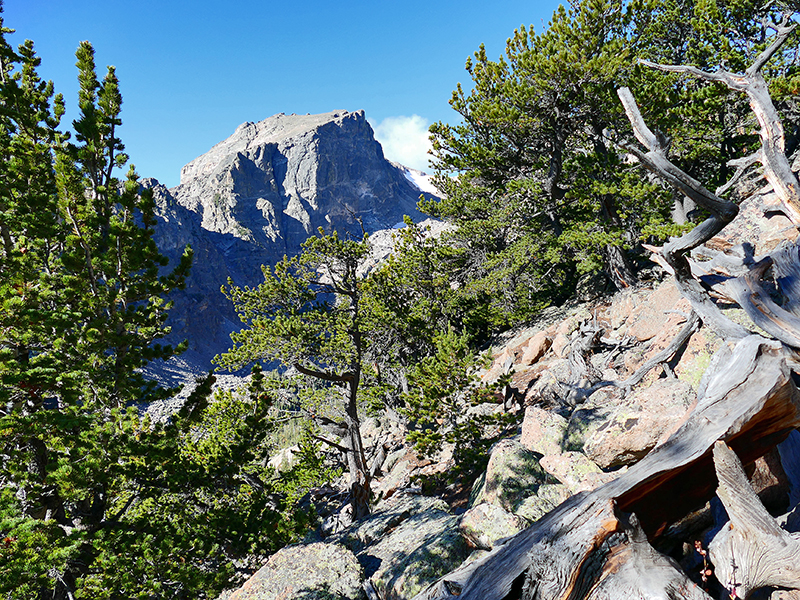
402 168 440 196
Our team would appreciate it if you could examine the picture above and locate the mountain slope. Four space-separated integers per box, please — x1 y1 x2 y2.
148 109 433 373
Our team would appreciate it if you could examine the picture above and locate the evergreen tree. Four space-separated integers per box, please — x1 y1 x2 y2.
0 19 305 599
216 230 382 520
425 0 799 333
427 0 668 329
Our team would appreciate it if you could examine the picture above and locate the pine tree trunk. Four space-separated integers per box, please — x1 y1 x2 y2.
601 243 637 290
345 377 371 520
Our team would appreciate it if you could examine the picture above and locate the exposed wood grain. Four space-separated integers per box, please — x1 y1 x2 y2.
709 441 800 599
721 258 800 349
582 513 712 600
521 499 619 600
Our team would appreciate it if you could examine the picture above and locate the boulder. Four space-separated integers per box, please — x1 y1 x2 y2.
514 483 572 523
458 502 529 550
550 333 571 359
520 406 569 456
624 280 683 342
524 359 571 406
228 542 362 600
583 378 695 469
520 331 552 366
471 439 549 512
538 451 617 494
336 494 468 600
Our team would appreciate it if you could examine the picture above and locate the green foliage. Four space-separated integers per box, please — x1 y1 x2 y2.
402 328 516 483
216 229 383 519
425 0 799 333
274 431 343 506
216 229 370 377
427 0 660 329
0 18 308 599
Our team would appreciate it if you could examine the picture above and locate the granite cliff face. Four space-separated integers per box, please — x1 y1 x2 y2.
148 109 431 373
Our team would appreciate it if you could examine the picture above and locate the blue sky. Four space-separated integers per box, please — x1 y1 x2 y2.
4 0 562 187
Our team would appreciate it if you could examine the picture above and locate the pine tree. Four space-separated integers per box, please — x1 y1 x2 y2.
425 0 799 332
0 20 301 599
216 230 381 520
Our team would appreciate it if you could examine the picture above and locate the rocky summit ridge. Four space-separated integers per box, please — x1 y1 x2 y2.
145 109 432 374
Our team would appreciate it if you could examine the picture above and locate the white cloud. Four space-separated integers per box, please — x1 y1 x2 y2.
370 115 432 173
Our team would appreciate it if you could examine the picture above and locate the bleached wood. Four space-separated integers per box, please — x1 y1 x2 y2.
721 258 800 348
709 441 800 599
582 513 712 600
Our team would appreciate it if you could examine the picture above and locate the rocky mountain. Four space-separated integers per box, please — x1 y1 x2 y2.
145 110 433 375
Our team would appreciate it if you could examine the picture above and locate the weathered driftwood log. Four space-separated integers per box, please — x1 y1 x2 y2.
413 337 800 600
579 512 712 600
518 502 713 600
709 441 800 599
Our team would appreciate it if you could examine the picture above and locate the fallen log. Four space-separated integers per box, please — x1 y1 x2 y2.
709 441 800 599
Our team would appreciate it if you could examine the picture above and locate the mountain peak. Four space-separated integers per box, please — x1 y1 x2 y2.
154 109 433 368
179 109 367 187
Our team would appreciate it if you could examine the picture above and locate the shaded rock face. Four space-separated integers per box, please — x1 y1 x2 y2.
458 502 529 550
174 110 424 246
227 493 468 600
227 541 363 600
470 439 550 512
334 494 468 600
147 110 429 372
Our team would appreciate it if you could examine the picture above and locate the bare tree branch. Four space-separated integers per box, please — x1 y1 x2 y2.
638 17 800 224
747 13 797 76
617 87 749 342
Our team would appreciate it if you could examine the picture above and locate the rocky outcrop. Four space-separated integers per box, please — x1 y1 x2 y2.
172 110 424 250
228 493 468 600
147 110 433 371
470 440 549 513
227 541 363 600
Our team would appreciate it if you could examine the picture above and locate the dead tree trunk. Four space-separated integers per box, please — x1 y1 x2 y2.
709 441 800 599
